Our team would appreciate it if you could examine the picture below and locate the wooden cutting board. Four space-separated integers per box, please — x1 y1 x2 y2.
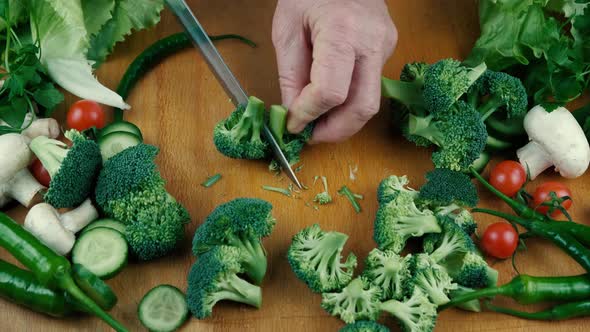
2 0 590 331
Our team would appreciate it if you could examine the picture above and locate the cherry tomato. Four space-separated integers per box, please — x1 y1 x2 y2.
480 222 519 259
66 100 105 131
30 159 51 187
489 161 526 197
532 182 573 218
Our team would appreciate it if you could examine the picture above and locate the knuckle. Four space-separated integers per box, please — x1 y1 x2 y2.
356 104 380 122
312 86 348 109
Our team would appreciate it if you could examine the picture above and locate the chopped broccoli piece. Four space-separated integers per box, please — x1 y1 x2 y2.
448 286 482 312
338 185 363 213
321 277 382 324
380 288 438 332
361 248 413 300
400 62 429 85
314 176 333 205
374 191 441 253
213 96 268 160
418 168 479 207
201 174 222 187
192 198 275 284
377 175 418 205
262 185 292 197
469 70 528 121
444 251 498 289
186 246 262 319
288 224 357 293
427 215 475 264
434 205 477 236
409 254 457 305
340 320 390 332
29 130 102 208
268 105 314 171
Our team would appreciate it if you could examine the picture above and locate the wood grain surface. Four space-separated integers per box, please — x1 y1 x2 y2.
2 0 590 331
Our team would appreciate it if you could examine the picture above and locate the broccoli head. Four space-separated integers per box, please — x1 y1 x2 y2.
380 288 438 332
321 277 382 324
377 175 418 205
213 96 268 159
186 245 262 319
192 198 275 284
268 105 314 171
418 168 479 208
340 320 391 332
362 248 413 301
374 191 441 253
470 70 528 121
427 215 475 264
288 224 357 293
400 62 429 85
444 251 498 289
409 254 457 305
434 206 477 236
29 130 102 208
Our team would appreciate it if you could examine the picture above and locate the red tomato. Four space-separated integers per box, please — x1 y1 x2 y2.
489 161 526 197
30 159 51 187
66 100 105 131
532 182 573 218
480 222 519 259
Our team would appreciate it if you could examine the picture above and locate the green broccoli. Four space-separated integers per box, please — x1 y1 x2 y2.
29 130 102 208
434 206 477 236
426 216 475 263
467 70 528 121
448 286 482 312
321 277 382 324
314 176 333 205
288 224 357 293
95 144 190 260
374 191 441 253
400 62 429 85
192 198 275 285
361 248 413 301
268 105 314 171
340 320 390 332
213 96 268 159
418 168 479 208
409 254 457 305
380 288 438 332
186 245 262 319
377 175 418 205
444 251 498 289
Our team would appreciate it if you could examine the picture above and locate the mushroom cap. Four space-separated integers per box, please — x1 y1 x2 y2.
524 105 590 178
0 134 32 183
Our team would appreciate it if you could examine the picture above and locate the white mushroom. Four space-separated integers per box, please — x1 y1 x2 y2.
60 199 99 233
517 105 590 180
0 133 45 208
0 117 60 140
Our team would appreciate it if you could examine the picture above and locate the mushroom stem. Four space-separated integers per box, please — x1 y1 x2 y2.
61 199 99 233
22 118 61 140
517 141 553 180
24 203 75 255
0 169 45 208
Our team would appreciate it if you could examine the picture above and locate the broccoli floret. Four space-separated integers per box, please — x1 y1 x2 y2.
192 198 275 284
314 176 333 205
434 206 477 236
288 224 357 293
340 320 391 332
29 130 102 208
469 71 528 121
422 59 486 115
374 191 441 253
362 248 413 301
409 254 457 305
186 246 262 319
427 216 475 264
400 62 429 85
213 96 268 159
321 277 382 324
380 288 438 332
377 175 418 205
268 105 314 171
418 168 479 208
444 251 498 288
95 144 190 260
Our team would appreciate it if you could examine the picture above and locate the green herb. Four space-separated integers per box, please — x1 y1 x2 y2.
338 185 362 213
201 174 221 188
262 185 291 197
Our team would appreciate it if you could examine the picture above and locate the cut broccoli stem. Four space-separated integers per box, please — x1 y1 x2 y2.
408 114 441 146
308 232 349 274
230 234 268 285
430 231 465 263
232 96 265 143
201 174 222 188
262 185 291 197
314 176 332 205
216 273 262 308
381 77 424 109
269 105 288 148
338 186 362 213
28 137 68 177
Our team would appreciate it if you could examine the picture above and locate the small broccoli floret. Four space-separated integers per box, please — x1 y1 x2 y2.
288 224 357 293
380 288 438 332
314 176 333 205
470 71 528 121
214 96 268 160
434 206 477 236
268 105 314 171
400 62 429 85
29 130 102 208
321 277 382 324
423 59 486 115
377 175 418 205
445 251 498 288
374 191 441 253
340 320 391 332
192 198 275 284
427 216 475 264
418 168 478 208
409 254 457 305
186 246 262 319
362 248 413 301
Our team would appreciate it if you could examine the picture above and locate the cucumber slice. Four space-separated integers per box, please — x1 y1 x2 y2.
486 135 512 152
72 227 128 279
82 219 126 235
139 285 188 332
98 131 141 162
72 264 118 310
100 121 143 141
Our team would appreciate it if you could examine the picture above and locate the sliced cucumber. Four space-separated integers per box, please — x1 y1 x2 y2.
72 227 128 279
486 135 513 152
139 285 188 332
98 131 141 162
100 121 143 141
82 219 126 235
73 264 118 310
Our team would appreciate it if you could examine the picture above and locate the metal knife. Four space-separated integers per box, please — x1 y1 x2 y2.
166 0 303 189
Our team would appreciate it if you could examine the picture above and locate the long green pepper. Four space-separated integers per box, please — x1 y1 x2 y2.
487 300 590 321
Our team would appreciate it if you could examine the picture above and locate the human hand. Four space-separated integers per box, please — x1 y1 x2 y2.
272 0 397 143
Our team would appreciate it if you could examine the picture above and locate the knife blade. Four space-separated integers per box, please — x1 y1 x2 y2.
166 0 302 189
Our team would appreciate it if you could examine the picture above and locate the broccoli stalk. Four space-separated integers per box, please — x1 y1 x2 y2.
321 277 382 324
268 105 314 171
338 185 363 213
410 254 458 305
467 71 528 121
380 288 438 332
314 176 332 205
362 248 413 300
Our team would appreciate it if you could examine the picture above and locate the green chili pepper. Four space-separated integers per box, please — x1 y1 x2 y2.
486 300 590 321
0 213 127 332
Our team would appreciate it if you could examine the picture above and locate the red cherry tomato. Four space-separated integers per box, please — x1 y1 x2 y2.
489 161 526 197
532 182 573 218
30 159 51 187
66 100 105 131
480 222 519 259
